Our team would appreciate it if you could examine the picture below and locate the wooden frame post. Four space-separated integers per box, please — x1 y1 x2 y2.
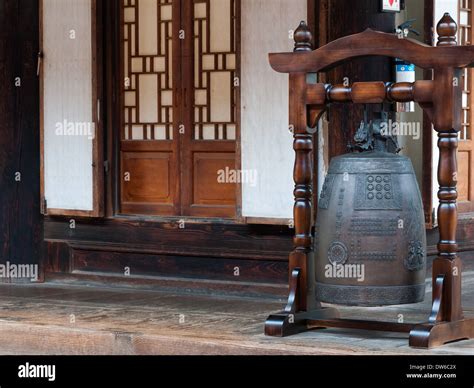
409 14 472 347
264 23 338 336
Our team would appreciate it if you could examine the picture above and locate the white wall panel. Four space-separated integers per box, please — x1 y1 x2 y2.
241 0 307 219
42 0 94 212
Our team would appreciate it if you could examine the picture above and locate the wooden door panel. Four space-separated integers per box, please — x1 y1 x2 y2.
121 140 174 153
181 0 239 218
119 0 179 216
121 151 177 215
192 152 236 205
118 0 239 218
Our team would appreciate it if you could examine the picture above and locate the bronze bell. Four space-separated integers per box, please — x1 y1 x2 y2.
315 114 427 306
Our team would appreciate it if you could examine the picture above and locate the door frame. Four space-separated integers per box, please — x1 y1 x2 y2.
105 0 242 220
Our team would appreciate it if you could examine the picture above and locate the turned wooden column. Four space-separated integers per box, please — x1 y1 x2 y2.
432 13 463 322
289 22 314 311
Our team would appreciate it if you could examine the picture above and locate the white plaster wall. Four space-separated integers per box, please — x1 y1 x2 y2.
43 0 94 211
241 0 307 219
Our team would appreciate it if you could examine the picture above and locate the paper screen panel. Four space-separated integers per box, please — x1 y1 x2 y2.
122 0 174 141
42 0 95 212
240 0 307 219
193 0 237 141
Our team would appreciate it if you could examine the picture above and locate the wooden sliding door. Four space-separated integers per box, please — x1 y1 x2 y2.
119 0 239 218
181 0 238 217
120 0 179 215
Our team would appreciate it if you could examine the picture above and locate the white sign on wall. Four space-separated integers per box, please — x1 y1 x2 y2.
381 0 401 13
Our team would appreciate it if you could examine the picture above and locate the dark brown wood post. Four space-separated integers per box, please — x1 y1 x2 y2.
265 22 339 336
432 13 464 322
289 22 314 312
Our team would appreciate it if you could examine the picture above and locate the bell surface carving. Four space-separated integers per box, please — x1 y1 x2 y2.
315 115 427 306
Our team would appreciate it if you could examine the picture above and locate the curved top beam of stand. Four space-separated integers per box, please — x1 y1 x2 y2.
269 28 474 74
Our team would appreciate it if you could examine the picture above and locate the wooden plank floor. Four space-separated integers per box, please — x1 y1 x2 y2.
0 260 472 354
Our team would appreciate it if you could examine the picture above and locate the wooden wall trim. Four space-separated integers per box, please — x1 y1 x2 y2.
92 0 105 217
105 0 121 217
68 248 287 281
44 217 293 261
41 223 473 298
245 217 291 226
235 0 243 221
39 0 44 216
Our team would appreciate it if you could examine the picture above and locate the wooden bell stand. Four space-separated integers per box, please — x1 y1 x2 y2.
264 13 474 348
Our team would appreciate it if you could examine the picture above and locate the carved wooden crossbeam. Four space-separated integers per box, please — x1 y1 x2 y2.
270 28 474 74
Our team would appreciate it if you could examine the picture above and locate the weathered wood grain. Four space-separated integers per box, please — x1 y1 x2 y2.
0 258 472 355
0 0 42 283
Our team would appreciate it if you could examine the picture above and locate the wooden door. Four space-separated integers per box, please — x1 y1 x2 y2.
120 0 180 216
181 0 238 218
458 1 474 213
119 0 238 218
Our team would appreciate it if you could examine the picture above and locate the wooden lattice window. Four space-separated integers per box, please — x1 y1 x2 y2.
122 0 174 141
193 0 237 141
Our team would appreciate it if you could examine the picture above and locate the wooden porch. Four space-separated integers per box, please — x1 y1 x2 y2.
0 256 471 355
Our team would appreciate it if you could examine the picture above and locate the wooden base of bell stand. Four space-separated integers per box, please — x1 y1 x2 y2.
265 269 474 349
